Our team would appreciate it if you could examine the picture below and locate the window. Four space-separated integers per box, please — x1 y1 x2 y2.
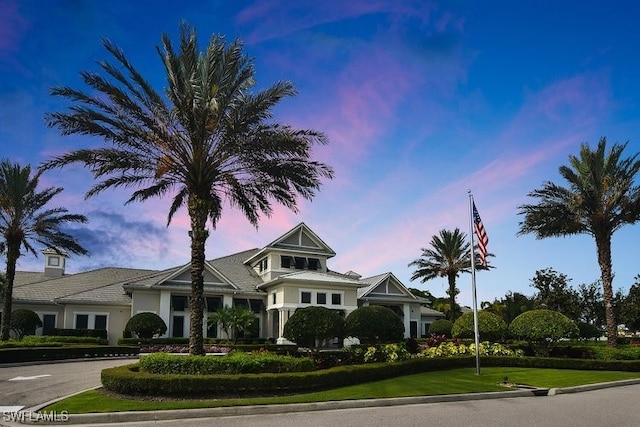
294 257 306 269
171 295 189 311
301 292 311 304
75 314 89 329
172 315 184 338
94 315 107 331
272 293 276 304
257 258 268 272
331 293 341 305
249 299 264 313
42 314 56 335
281 256 293 268
307 258 320 270
205 296 222 312
47 256 60 267
317 293 327 304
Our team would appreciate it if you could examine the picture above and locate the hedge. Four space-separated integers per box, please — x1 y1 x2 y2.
0 346 139 364
101 356 640 397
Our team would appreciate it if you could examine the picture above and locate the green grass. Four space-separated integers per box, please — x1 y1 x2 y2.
45 367 640 414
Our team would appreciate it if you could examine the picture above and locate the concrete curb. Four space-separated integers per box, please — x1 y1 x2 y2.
547 377 640 396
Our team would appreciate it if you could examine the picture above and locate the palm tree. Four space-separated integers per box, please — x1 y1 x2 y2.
408 228 488 322
0 160 87 340
518 138 640 346
42 23 334 355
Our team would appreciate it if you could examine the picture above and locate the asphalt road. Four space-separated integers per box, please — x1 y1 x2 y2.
1 359 639 426
71 383 640 427
0 358 137 410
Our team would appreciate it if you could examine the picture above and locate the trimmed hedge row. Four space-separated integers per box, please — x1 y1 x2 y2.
102 356 640 397
139 352 315 375
0 346 139 364
102 357 475 396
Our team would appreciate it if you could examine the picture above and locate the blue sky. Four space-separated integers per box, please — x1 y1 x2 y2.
2 0 640 306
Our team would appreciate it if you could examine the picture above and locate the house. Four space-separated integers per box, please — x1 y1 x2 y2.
5 223 444 344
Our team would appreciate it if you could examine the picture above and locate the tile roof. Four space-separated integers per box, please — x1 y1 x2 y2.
13 267 157 305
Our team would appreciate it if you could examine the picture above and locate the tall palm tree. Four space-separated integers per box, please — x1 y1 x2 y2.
0 160 87 340
518 138 640 346
42 23 334 355
409 228 483 322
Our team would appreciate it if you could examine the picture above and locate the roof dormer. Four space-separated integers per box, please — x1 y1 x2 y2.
42 248 68 277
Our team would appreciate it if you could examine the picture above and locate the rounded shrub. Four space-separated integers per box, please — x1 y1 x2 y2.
345 305 404 345
428 319 454 338
125 312 167 339
509 309 579 356
10 309 42 339
451 311 507 342
283 306 345 351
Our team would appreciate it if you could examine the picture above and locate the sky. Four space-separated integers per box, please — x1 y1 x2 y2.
2 0 640 307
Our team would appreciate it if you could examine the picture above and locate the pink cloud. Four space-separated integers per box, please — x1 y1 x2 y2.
236 0 433 45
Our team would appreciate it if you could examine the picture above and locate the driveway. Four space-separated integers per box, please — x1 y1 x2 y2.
0 358 137 410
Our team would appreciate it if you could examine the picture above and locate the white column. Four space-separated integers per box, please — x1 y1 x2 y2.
403 303 411 338
159 291 171 338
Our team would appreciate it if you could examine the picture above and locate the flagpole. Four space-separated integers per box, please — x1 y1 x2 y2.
468 190 481 375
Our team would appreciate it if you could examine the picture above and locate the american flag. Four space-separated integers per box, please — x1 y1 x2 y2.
473 202 489 267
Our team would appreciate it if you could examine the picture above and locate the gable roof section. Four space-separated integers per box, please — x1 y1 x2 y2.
13 267 158 305
357 272 418 302
245 223 336 264
124 248 264 294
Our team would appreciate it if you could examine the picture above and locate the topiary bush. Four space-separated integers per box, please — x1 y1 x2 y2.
509 309 579 356
283 306 345 353
428 319 454 338
345 305 405 345
10 309 42 339
125 312 167 339
451 311 507 342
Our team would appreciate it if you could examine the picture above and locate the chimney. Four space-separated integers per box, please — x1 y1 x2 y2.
42 248 68 277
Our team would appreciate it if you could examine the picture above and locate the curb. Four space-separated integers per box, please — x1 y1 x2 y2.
547 377 640 396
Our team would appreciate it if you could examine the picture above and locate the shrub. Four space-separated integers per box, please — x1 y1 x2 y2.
577 322 603 341
509 309 579 356
283 306 345 352
418 341 522 358
139 351 315 375
10 309 42 339
451 311 507 342
208 306 257 343
125 312 167 339
345 306 404 345
428 319 453 338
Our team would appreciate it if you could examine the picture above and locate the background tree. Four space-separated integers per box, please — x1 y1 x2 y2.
345 306 404 345
518 138 640 346
509 309 579 356
483 292 535 324
451 310 507 342
282 306 345 354
529 268 581 321
125 312 167 339
409 228 482 322
9 309 42 339
577 280 606 328
621 276 640 332
428 319 453 338
43 24 333 355
208 305 256 344
0 160 87 341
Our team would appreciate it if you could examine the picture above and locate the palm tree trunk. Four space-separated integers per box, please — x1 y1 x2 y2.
447 273 457 322
188 195 209 356
1 242 19 341
596 234 617 347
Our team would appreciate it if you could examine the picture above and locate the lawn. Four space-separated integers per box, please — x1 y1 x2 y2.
45 367 640 414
